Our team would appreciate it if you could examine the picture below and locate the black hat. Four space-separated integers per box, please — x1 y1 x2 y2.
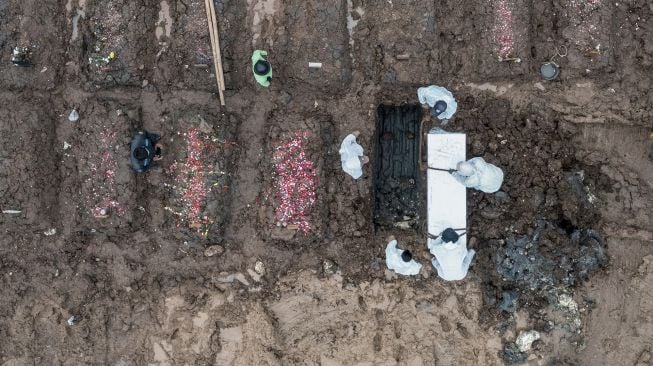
133 146 150 160
431 101 447 116
401 250 413 262
441 228 459 243
254 60 271 75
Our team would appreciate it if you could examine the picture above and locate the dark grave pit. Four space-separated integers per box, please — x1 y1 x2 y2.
373 104 422 229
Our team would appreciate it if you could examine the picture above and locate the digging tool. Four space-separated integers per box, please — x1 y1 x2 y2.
427 166 457 174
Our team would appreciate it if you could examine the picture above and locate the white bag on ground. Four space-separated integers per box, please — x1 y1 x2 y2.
417 85 458 120
386 239 422 276
339 134 364 179
452 157 504 193
428 234 475 281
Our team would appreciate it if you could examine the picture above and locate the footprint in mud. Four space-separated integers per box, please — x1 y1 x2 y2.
439 315 452 333
373 332 382 352
357 295 367 311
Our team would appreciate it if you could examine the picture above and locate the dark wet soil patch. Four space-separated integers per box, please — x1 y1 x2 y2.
442 91 611 355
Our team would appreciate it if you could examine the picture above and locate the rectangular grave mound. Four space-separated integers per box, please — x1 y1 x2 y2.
373 104 422 229
0 96 59 225
80 0 156 86
0 1 62 89
64 99 140 229
259 113 333 243
163 111 237 239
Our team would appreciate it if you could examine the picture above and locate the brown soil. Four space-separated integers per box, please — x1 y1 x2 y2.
1 0 652 365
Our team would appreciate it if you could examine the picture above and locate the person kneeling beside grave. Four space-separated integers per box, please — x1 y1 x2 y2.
130 130 163 173
452 157 504 193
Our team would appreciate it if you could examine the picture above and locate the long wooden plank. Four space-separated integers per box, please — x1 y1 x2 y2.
204 0 225 105
207 0 226 92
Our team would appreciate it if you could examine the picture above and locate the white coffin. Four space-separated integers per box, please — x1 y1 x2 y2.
426 129 466 246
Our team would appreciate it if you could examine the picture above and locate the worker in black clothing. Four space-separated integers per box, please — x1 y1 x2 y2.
130 131 162 173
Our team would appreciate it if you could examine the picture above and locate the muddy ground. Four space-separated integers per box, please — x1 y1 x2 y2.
0 0 652 365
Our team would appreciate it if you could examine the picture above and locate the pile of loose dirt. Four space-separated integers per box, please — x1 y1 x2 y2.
443 92 611 362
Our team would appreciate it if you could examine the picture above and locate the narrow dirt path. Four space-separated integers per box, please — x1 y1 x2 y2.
223 92 275 259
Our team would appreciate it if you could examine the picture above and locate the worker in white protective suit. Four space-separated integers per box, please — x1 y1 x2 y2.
428 228 475 281
385 236 422 276
339 131 369 179
452 157 504 193
417 85 458 120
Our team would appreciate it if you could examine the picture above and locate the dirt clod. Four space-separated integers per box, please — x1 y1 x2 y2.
204 245 225 257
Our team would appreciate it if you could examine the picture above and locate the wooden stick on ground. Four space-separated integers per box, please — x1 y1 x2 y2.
207 0 226 92
204 0 225 105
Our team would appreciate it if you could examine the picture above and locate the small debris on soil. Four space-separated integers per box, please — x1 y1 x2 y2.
499 290 519 313
93 208 110 219
216 273 235 283
323 259 338 276
68 109 79 122
11 46 31 67
515 330 541 352
247 268 263 282
254 260 265 275
501 342 527 365
204 245 224 257
233 273 250 286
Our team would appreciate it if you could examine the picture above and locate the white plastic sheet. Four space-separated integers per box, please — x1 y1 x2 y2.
339 134 364 179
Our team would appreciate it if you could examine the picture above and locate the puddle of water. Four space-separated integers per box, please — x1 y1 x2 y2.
249 0 277 47
156 0 173 42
